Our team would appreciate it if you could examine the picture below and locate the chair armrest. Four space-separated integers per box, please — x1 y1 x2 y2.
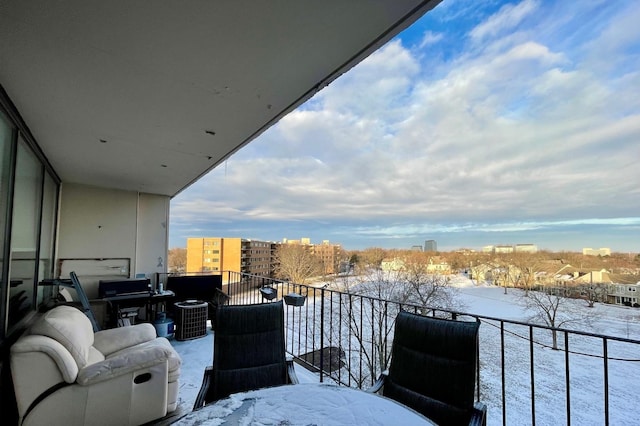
469 402 487 426
286 357 299 385
366 370 388 394
93 323 157 356
77 345 172 386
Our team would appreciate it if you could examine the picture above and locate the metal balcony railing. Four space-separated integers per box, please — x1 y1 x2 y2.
165 271 640 426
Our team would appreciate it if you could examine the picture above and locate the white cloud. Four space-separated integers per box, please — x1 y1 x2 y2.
470 0 539 41
419 31 444 49
170 1 640 251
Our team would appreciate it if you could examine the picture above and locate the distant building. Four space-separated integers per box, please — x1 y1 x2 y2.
483 244 538 254
515 244 538 253
583 247 611 256
455 248 476 255
411 245 423 251
424 240 437 252
381 258 405 272
426 257 451 274
310 240 343 274
187 237 275 279
494 245 514 254
282 237 342 274
607 283 640 306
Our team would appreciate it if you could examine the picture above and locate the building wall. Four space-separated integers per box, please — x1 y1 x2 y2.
495 245 514 254
187 237 275 277
187 237 239 273
515 244 538 253
424 240 437 251
311 242 342 274
57 183 169 298
135 193 170 279
242 240 274 278
221 238 242 274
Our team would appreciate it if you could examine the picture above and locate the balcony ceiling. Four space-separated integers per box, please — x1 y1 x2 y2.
0 0 440 197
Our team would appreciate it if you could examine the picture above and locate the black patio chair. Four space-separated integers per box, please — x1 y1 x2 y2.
368 311 486 426
193 300 298 409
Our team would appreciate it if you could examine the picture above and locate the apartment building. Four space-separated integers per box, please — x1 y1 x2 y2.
483 244 538 254
310 240 343 275
282 238 343 275
583 247 611 256
186 237 276 278
515 244 538 253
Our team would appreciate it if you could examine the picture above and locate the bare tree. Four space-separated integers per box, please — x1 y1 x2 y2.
274 244 322 284
577 283 608 307
495 253 542 296
332 259 461 386
399 253 460 312
167 247 186 273
334 269 405 387
521 288 596 350
357 247 388 270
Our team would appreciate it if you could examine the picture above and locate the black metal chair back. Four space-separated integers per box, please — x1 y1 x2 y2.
384 311 482 426
210 301 289 401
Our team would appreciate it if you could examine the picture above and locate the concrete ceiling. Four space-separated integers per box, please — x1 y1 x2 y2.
0 0 441 197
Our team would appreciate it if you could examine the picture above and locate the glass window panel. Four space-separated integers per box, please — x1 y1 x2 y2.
8 138 43 329
0 111 14 333
37 172 58 308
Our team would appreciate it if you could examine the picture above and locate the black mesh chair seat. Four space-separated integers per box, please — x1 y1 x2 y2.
368 311 486 426
194 301 298 409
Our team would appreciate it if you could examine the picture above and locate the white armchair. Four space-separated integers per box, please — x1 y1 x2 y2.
10 305 182 426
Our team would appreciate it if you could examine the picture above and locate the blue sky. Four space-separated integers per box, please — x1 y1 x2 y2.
170 0 640 253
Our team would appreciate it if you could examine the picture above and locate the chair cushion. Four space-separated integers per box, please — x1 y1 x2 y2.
30 306 95 368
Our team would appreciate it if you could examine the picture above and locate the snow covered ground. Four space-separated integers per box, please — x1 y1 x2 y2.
452 276 640 426
170 275 640 425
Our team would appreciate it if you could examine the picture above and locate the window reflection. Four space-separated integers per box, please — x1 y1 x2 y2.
7 138 43 329
0 112 14 333
37 173 57 308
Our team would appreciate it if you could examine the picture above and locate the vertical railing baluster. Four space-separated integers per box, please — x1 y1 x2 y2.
329 289 334 380
371 298 375 386
530 326 536 426
501 321 506 426
476 318 480 403
383 301 388 372
298 288 308 368
297 287 302 358
338 291 343 385
320 288 325 383
312 287 317 374
603 338 609 426
359 296 364 387
565 331 571 426
348 293 353 388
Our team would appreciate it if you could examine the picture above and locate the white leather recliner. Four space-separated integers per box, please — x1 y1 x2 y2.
11 305 182 426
